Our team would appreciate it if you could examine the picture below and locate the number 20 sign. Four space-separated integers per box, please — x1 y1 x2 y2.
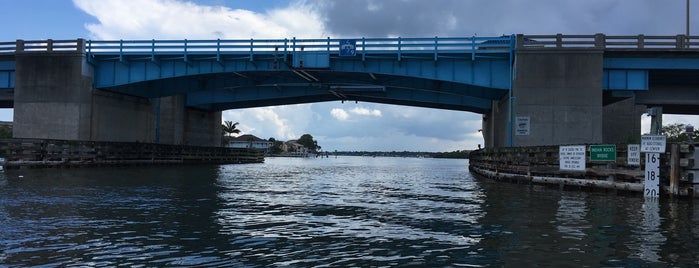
644 152 660 198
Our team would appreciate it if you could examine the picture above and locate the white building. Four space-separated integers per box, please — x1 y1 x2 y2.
225 134 273 152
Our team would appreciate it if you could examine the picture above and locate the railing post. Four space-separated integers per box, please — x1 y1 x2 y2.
556 33 563 48
284 38 288 62
16 39 24 52
397 37 402 61
677 34 686 49
184 39 188 62
249 38 253 62
361 37 366 62
594 33 605 49
515 34 524 50
47 39 53 52
77 38 85 53
216 38 221 62
637 34 645 49
327 36 330 53
434 36 438 61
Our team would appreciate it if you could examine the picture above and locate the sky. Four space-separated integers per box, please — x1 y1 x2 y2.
0 0 698 152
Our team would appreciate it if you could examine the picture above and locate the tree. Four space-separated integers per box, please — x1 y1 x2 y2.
222 121 241 137
268 138 284 154
297 134 320 153
661 123 692 143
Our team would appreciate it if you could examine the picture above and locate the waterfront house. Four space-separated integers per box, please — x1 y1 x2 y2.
225 134 273 152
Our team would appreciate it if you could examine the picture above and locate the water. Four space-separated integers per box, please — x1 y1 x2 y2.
1 156 698 267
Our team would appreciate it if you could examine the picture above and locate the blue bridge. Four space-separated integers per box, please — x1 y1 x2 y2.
0 34 698 147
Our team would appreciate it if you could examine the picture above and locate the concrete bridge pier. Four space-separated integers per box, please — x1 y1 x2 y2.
483 43 642 147
13 45 221 147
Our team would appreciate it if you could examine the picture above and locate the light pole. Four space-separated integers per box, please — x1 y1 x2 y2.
688 0 691 46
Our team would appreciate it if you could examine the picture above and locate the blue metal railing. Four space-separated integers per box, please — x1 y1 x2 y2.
83 36 514 61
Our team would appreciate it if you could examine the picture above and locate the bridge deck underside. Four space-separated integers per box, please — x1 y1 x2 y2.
93 52 512 113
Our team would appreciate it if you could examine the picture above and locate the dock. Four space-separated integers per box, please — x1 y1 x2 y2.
469 143 699 198
0 138 264 169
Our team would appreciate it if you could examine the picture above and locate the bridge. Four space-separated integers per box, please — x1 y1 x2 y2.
0 34 698 148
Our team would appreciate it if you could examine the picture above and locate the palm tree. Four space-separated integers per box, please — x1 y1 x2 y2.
222 121 241 137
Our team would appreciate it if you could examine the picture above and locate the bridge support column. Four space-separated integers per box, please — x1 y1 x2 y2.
13 51 222 147
509 49 604 146
603 97 646 144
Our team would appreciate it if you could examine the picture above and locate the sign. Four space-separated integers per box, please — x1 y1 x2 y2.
641 135 667 153
627 144 640 166
590 144 616 161
559 145 586 171
515 116 530 136
644 152 660 198
339 39 356 56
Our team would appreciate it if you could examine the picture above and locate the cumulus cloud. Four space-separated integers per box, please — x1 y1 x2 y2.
350 107 382 117
73 0 325 39
330 108 350 121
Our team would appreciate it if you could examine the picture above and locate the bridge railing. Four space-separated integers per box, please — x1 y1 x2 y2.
0 39 84 54
519 34 699 50
82 36 514 61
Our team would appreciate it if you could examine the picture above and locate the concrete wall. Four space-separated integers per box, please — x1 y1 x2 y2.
14 52 222 146
603 97 646 144
482 95 510 148
510 49 604 146
185 109 223 147
14 52 93 140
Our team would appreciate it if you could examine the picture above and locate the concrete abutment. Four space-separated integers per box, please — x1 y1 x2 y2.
483 49 642 147
13 52 221 147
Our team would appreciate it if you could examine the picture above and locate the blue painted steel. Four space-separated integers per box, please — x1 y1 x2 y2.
604 57 699 70
0 70 12 89
603 69 648 90
0 61 14 89
84 36 514 113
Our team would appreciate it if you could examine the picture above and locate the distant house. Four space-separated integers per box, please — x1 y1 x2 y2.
225 134 273 152
284 140 309 153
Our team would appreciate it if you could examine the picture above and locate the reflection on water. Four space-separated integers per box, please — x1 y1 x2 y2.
0 157 698 266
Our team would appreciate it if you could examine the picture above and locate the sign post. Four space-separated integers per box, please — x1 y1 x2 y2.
644 152 660 198
641 135 666 198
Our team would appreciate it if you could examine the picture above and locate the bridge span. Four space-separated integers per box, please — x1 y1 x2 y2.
0 34 698 147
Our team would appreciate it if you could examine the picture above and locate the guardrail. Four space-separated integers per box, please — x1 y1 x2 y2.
519 34 699 49
0 36 515 60
0 39 84 54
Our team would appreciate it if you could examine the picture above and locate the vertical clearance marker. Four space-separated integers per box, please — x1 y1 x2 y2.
640 135 666 198
644 152 660 198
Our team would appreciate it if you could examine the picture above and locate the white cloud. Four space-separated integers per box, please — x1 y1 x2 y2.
330 108 349 121
73 0 325 40
350 107 382 117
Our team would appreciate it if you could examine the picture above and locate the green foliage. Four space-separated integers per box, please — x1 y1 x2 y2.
222 121 241 137
0 126 11 139
661 123 692 143
433 150 471 159
297 134 320 153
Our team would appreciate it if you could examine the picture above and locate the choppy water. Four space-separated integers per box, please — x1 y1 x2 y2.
1 156 698 267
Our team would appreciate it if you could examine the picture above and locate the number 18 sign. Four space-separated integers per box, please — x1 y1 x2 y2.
644 152 660 198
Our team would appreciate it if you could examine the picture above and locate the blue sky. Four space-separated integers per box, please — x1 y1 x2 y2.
1 0 698 151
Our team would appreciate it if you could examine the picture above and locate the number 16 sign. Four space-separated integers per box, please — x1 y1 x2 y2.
644 152 660 198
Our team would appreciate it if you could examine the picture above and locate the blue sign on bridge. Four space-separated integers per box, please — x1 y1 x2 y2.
339 39 356 56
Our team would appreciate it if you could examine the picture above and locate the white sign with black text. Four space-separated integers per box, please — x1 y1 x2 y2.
644 152 660 198
515 116 530 136
559 145 586 171
641 135 667 153
627 144 640 166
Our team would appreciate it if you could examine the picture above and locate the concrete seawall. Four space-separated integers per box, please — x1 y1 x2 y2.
0 138 264 169
469 144 698 198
